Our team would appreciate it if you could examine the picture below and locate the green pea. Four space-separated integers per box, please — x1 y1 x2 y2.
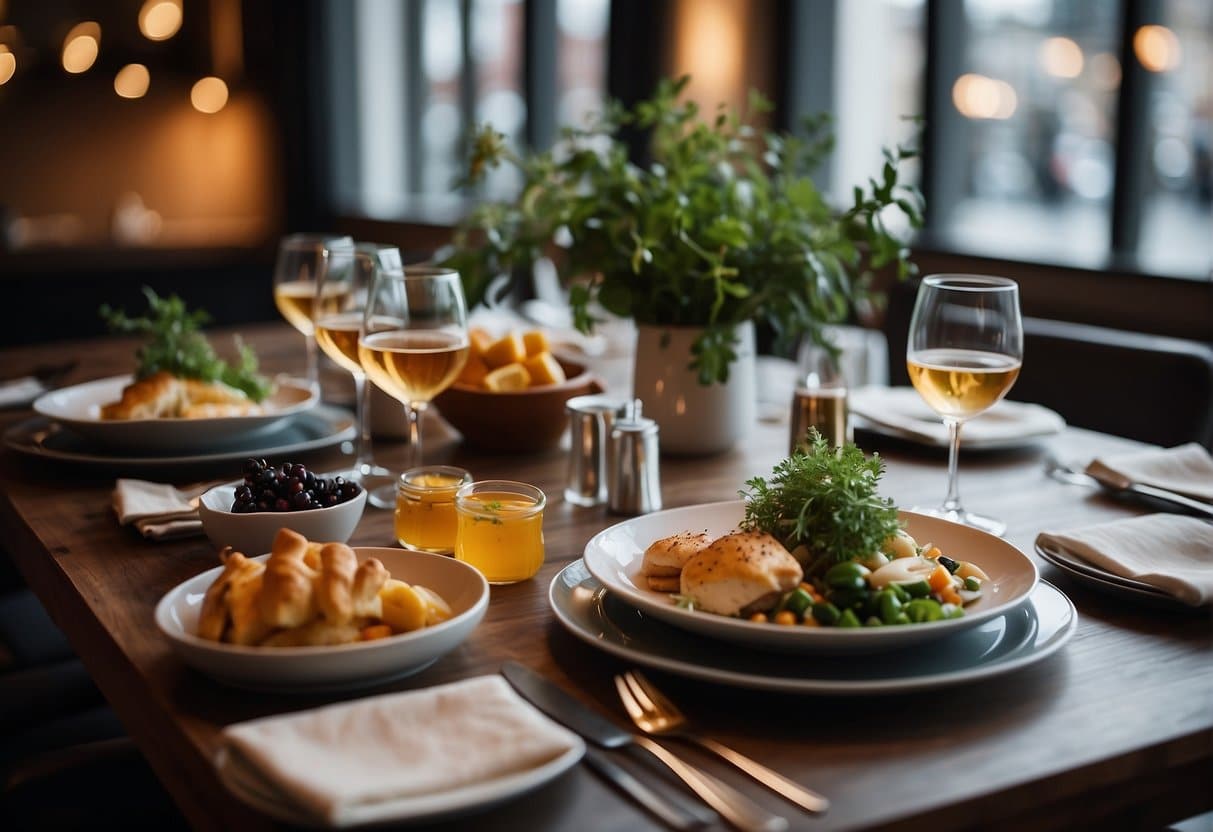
964 576 982 591
905 598 943 623
837 609 861 628
828 586 869 610
890 583 912 603
825 561 869 590
864 616 883 627
812 602 841 626
784 588 813 616
878 590 903 625
897 579 931 598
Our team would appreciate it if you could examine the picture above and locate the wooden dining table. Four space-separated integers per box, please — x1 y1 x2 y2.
1 323 1210 832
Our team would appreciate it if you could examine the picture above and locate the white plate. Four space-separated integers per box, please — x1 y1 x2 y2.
3 405 355 471
216 731 582 828
34 375 318 451
156 547 489 693
582 501 1038 654
850 386 1065 450
551 560 1076 695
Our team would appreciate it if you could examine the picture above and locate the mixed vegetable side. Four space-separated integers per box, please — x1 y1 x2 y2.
739 431 990 628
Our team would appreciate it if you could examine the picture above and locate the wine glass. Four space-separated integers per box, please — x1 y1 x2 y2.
359 266 469 469
906 275 1023 536
313 246 395 498
272 233 354 392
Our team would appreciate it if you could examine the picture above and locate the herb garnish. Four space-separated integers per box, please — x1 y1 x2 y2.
100 287 272 402
740 430 900 576
473 499 505 525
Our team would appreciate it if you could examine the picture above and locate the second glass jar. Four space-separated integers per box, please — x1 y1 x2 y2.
395 466 473 554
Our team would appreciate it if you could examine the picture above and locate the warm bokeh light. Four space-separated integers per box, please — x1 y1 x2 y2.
139 0 183 42
1090 52 1121 90
114 63 150 99
952 73 1017 120
62 22 100 74
0 45 13 86
1134 24 1181 72
190 76 228 113
673 0 744 116
1039 36 1084 79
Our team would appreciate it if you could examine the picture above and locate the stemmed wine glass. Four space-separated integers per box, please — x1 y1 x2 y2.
906 275 1023 536
272 233 354 392
359 266 469 469
313 247 394 498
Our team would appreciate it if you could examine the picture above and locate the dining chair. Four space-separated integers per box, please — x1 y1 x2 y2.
883 281 1213 449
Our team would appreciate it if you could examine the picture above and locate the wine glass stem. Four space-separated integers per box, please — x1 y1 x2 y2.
305 332 319 393
352 372 371 474
406 403 426 467
942 416 964 513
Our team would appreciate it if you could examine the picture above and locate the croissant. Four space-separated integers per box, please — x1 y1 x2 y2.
316 542 358 624
351 557 388 619
198 549 264 642
258 528 319 628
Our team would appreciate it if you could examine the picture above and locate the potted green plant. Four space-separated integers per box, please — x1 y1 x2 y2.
445 76 921 454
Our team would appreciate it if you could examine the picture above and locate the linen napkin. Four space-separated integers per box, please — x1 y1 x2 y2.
1036 514 1213 606
849 386 1066 446
112 478 206 540
1085 443 1213 503
0 376 47 409
217 675 584 828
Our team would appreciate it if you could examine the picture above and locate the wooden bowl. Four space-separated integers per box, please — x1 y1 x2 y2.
434 358 604 452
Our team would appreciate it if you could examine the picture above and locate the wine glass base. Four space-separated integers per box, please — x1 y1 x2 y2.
910 505 1007 537
368 483 397 510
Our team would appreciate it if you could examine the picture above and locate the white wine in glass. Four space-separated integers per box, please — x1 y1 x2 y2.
272 233 354 391
359 267 469 468
906 275 1023 536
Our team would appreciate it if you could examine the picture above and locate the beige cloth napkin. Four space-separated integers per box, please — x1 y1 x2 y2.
849 386 1065 446
1036 514 1213 606
1086 443 1213 503
217 675 584 827
112 479 206 540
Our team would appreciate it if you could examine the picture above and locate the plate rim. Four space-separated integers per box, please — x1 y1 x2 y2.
550 560 1077 695
582 500 1039 652
3 404 355 468
1033 539 1198 609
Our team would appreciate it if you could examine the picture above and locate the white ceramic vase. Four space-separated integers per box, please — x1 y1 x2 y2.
632 321 756 456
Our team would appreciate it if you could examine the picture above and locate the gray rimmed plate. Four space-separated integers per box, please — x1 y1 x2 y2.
1033 539 1196 610
550 560 1077 695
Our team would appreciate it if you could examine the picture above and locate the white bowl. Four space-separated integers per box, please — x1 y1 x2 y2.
34 375 318 451
198 480 367 555
155 547 490 692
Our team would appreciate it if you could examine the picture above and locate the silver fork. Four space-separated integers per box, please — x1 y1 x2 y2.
612 676 788 832
618 671 830 815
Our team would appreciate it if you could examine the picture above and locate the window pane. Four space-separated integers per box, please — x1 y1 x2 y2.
471 0 525 196
1136 0 1213 278
943 0 1121 266
834 0 926 206
557 0 609 129
421 0 465 195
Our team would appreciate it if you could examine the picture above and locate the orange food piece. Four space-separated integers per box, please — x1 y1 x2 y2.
928 564 952 593
360 624 393 641
457 355 489 387
523 352 566 387
469 327 495 358
939 585 962 606
482 331 526 369
483 362 531 392
522 330 550 358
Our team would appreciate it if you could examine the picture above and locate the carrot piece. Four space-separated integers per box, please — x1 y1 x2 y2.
939 585 962 606
360 624 393 641
928 564 952 593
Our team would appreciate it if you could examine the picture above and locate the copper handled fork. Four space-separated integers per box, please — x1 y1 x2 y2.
616 670 830 815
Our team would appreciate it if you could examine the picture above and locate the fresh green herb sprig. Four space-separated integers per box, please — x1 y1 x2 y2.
740 431 901 574
99 287 272 402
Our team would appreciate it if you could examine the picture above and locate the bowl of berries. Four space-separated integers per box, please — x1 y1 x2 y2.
197 459 367 555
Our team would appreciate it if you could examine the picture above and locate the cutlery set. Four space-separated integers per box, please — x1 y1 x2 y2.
1044 455 1213 520
503 661 828 831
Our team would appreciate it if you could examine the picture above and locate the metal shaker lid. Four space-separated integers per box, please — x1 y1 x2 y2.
612 398 658 435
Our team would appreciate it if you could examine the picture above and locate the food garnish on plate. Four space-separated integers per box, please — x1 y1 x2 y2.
99 288 273 420
198 528 451 647
652 431 990 627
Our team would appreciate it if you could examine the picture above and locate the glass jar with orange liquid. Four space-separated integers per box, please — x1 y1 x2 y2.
454 481 545 584
395 466 472 554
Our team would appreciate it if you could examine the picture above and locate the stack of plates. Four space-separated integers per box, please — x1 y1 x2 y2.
4 375 354 470
551 502 1077 694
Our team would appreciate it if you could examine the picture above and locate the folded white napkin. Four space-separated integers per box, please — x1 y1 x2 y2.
1085 443 1213 503
112 478 206 540
217 675 584 828
0 376 47 409
1036 514 1213 606
849 386 1065 446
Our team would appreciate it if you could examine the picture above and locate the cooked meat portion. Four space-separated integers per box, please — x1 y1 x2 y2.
680 531 803 616
101 372 260 419
641 530 713 592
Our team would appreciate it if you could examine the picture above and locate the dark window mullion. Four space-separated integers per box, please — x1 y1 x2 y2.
775 0 836 191
460 0 477 198
525 0 558 151
921 0 968 237
404 0 425 196
1109 0 1158 264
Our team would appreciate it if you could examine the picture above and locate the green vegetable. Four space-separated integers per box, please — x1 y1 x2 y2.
740 431 901 571
837 609 861 628
890 583 912 603
878 590 903 624
940 603 964 619
896 579 932 598
783 588 814 616
963 576 982 591
811 602 841 625
825 561 868 590
100 288 271 402
864 616 883 627
828 586 868 610
905 598 943 623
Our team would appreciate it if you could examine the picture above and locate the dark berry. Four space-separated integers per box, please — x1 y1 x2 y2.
274 498 291 512
345 483 361 497
288 480 304 495
256 501 270 512
292 492 312 510
324 494 339 507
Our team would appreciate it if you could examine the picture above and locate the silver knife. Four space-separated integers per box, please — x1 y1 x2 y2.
582 746 711 831
1085 461 1213 520
502 662 788 832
